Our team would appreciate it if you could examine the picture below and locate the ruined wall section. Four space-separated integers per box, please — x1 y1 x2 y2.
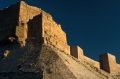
42 12 70 54
16 1 42 46
15 1 70 53
18 1 42 22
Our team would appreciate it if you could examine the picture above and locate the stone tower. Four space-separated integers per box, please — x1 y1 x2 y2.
0 1 69 53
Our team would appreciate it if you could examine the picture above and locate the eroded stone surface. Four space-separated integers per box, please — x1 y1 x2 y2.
0 1 120 79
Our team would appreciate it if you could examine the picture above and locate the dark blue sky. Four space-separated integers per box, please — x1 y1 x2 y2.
0 0 120 63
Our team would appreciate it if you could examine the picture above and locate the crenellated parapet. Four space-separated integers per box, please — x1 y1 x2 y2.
70 46 100 68
70 46 84 60
100 53 120 74
70 45 120 74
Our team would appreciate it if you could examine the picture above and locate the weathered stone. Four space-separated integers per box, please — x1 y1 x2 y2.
16 23 28 47
99 53 119 74
70 46 84 60
0 1 120 79
70 46 100 68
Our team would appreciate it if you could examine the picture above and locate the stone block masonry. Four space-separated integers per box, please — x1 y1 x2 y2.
70 46 120 74
16 22 28 47
16 1 42 47
84 56 100 69
70 46 84 60
70 46 120 73
70 46 100 68
42 12 70 54
100 53 120 74
15 1 70 54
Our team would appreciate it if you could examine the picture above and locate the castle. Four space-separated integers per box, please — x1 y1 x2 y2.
0 1 120 79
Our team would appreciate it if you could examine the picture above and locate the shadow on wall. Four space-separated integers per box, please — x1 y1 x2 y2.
0 72 43 79
27 14 42 43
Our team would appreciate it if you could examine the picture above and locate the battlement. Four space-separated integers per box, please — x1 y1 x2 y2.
99 53 120 74
70 46 84 60
70 46 120 73
70 46 100 68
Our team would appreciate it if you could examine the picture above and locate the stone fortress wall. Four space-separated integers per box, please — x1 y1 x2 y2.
15 1 70 53
16 1 42 46
15 1 120 74
42 12 70 53
1 1 120 75
70 46 120 74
